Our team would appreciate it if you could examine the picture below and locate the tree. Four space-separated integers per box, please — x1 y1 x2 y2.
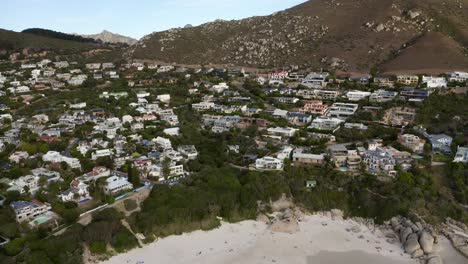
162 158 171 180
126 163 140 187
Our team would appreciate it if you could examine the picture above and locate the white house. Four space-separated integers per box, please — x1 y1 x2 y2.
267 127 298 138
301 72 328 88
10 200 51 223
59 180 89 202
42 151 81 169
326 103 359 120
154 136 172 149
308 116 344 130
192 101 215 111
7 175 40 194
346 90 371 101
163 127 180 136
448 71 468 83
272 109 288 118
157 65 175 73
210 83 229 93
157 94 171 103
256 157 284 171
422 76 447 88
85 63 101 70
177 145 198 160
70 102 87 109
9 151 29 163
122 115 133 124
104 176 133 195
91 149 113 161
148 163 184 179
453 146 468 163
369 90 398 102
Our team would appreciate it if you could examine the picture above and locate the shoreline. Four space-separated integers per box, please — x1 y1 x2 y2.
100 213 429 264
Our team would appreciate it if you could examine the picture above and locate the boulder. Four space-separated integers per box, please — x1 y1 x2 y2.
400 227 413 243
411 249 424 258
376 24 385 32
416 222 424 231
270 218 299 234
426 255 443 264
405 234 421 254
351 225 361 233
390 217 400 229
257 214 270 224
408 10 421 19
293 208 304 221
419 231 434 254
411 224 420 233
330 209 343 220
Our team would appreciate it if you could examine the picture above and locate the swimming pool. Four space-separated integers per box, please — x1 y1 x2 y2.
29 216 51 226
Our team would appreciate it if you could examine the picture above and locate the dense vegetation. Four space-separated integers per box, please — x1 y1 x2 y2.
0 29 100 54
22 28 99 44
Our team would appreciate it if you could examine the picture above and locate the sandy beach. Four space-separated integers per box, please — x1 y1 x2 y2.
101 214 431 264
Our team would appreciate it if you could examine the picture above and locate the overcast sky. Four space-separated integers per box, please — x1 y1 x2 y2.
1 0 307 39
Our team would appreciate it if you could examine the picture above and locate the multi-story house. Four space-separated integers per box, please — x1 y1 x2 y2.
397 75 419 86
346 90 371 101
398 134 425 153
448 71 468 83
301 72 328 88
426 134 453 154
308 116 344 131
42 151 81 169
292 149 325 166
422 76 447 88
103 176 133 195
267 127 298 138
91 149 113 161
326 103 359 120
362 148 397 177
148 162 184 179
177 145 198 160
59 179 90 202
453 146 468 163
192 101 215 111
9 151 29 163
255 156 284 171
31 168 61 182
10 200 51 223
383 107 416 127
373 77 395 88
287 112 312 125
400 87 431 102
328 145 362 172
369 90 398 103
7 175 40 194
275 97 299 104
300 100 328 115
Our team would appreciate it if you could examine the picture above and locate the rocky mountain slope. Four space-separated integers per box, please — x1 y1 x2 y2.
81 30 137 45
130 0 468 73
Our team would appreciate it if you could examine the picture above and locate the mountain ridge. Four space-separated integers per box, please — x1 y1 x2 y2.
129 0 468 73
80 30 137 45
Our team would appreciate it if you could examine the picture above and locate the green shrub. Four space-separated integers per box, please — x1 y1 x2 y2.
123 199 138 211
89 241 107 254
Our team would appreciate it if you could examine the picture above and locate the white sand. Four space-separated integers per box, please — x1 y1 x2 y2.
101 215 426 264
437 236 467 264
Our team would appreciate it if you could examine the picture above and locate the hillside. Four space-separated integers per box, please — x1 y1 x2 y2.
22 28 99 44
130 0 468 73
81 30 137 45
0 28 103 54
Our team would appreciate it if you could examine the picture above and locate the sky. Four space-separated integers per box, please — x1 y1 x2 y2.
1 0 307 39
